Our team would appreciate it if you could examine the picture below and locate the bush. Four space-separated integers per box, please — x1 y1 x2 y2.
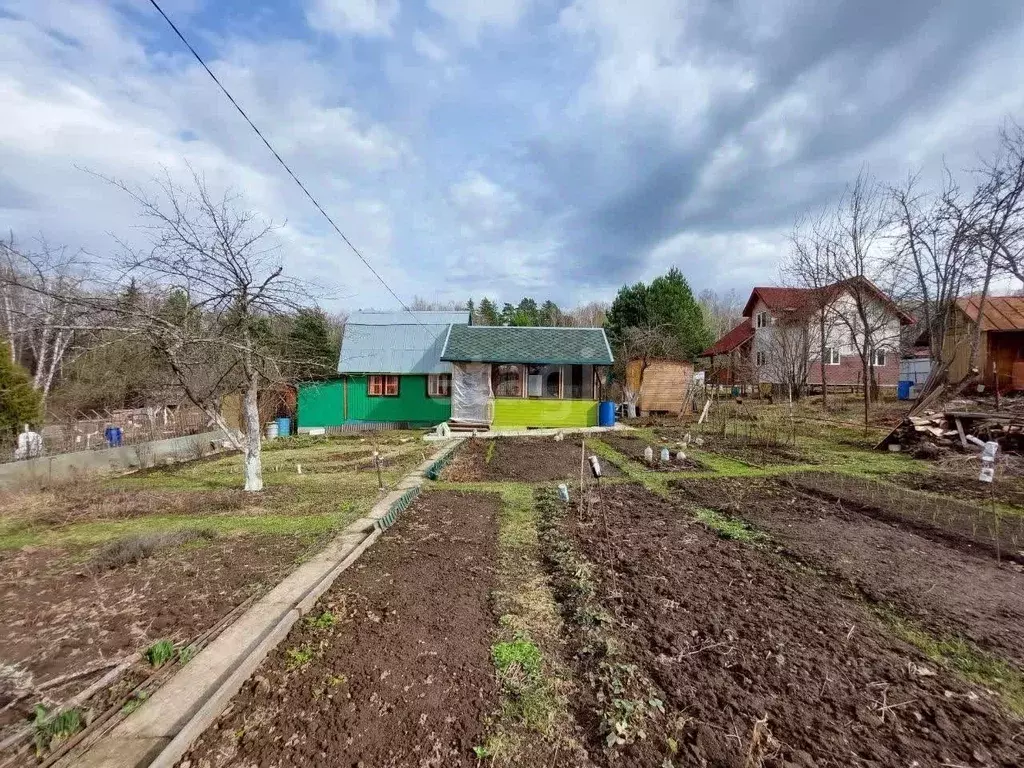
0 342 42 434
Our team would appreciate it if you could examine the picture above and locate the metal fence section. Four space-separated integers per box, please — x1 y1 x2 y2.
0 406 215 465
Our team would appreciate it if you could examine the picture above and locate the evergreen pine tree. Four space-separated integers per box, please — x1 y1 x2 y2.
0 342 42 434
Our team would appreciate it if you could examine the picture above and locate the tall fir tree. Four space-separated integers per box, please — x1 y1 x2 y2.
0 341 42 433
287 309 340 380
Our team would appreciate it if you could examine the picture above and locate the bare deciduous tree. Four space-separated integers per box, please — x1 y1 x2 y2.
49 171 322 491
889 170 980 378
613 323 683 416
825 172 911 424
0 237 91 402
784 213 843 407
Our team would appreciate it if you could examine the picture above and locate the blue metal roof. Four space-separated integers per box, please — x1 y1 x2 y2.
337 311 470 375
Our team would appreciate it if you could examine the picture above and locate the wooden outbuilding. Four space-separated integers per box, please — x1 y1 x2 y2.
943 296 1024 390
625 359 694 415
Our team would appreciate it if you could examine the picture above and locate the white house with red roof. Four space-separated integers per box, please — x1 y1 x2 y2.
700 277 915 391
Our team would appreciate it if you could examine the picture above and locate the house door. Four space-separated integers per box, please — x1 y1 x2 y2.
451 363 492 423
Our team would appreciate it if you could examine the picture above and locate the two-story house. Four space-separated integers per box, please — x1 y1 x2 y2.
701 277 914 392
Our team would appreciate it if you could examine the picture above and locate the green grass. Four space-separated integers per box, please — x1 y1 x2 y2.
306 610 338 630
32 704 83 756
0 511 349 550
877 608 1024 717
145 639 175 668
693 508 768 544
285 646 313 669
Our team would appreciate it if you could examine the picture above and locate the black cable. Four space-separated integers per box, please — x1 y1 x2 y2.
146 0 427 327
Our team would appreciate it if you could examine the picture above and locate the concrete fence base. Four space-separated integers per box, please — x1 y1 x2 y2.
0 430 235 488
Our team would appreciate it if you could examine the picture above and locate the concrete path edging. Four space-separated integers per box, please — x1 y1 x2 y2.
69 437 463 768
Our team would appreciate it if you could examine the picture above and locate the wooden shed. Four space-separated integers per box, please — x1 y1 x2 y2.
626 359 694 415
943 296 1024 390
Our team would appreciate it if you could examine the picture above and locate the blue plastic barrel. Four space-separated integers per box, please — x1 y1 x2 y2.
897 380 912 401
276 417 292 437
598 401 616 427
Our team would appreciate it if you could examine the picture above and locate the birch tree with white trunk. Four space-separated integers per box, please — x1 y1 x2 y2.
0 237 90 403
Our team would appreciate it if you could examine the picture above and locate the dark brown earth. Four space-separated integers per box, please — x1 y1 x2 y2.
444 437 620 482
179 491 500 768
675 476 1024 669
549 483 1024 767
889 469 1024 509
651 426 810 466
0 534 308 733
784 471 1024 563
597 433 706 472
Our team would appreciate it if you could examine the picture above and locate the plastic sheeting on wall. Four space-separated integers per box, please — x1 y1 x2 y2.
451 362 492 423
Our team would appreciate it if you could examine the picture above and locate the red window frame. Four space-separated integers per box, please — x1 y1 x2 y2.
427 373 451 397
368 375 399 397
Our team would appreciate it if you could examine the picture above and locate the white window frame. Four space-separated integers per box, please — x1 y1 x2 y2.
871 348 886 367
756 311 771 329
824 346 841 366
755 350 766 367
427 373 451 398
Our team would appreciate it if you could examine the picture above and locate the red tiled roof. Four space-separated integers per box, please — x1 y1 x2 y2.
956 295 1024 331
699 318 753 357
741 278 915 325
741 287 820 317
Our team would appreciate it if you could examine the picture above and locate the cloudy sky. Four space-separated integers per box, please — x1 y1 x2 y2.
1 0 1023 311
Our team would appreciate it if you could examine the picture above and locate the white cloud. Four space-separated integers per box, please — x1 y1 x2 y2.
646 228 790 290
427 0 532 42
412 30 448 62
559 0 756 143
0 1 407 308
305 0 399 38
448 171 520 239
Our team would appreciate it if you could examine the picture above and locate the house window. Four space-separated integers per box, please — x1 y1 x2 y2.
871 349 886 367
427 373 451 397
756 351 766 367
824 347 841 366
368 375 399 397
493 364 522 397
756 311 772 329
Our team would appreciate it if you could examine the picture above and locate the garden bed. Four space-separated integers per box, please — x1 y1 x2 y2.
180 490 501 767
443 437 621 482
785 471 1024 562
888 468 1024 510
0 533 308 758
674 476 1024 669
597 433 706 472
541 483 1024 766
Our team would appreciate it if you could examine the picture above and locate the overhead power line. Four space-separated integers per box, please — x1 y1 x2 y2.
146 0 426 328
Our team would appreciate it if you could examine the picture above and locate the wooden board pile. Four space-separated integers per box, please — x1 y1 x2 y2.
893 409 1024 455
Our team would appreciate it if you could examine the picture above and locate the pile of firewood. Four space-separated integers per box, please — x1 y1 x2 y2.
891 410 1024 456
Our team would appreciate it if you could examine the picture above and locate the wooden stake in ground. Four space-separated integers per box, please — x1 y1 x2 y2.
578 439 585 521
698 399 712 425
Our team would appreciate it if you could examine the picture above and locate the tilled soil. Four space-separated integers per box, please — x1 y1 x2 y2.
0 534 307 732
889 469 1024 509
784 471 1024 563
180 490 500 768
554 483 1024 767
675 476 1024 668
597 433 706 472
443 437 620 482
655 427 809 466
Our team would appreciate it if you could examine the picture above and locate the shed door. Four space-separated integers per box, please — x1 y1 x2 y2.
451 363 492 423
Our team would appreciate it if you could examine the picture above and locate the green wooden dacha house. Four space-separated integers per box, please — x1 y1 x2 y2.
440 325 614 430
296 311 470 431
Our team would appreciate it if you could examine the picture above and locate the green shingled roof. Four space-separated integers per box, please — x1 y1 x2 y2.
441 325 613 365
